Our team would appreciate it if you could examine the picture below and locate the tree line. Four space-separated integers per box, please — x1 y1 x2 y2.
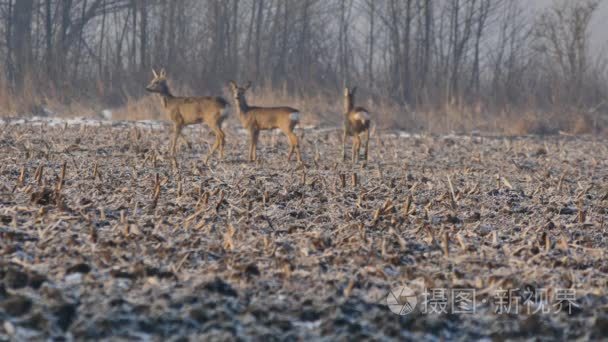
0 0 605 125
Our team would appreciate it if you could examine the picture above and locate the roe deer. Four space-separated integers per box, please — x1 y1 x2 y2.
342 87 371 162
228 81 302 163
146 69 229 162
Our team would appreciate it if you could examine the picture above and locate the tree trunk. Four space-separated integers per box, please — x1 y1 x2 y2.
140 0 148 71
12 0 34 90
367 0 375 87
254 0 264 79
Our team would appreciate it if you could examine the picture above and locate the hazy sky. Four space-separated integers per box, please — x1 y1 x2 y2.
589 2 608 53
534 0 608 55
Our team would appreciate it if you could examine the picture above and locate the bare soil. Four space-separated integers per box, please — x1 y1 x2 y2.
1 120 607 340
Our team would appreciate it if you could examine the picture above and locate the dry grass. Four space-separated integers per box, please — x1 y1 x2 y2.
247 83 339 127
1 120 607 340
0 75 99 119
111 95 165 121
0 75 605 137
571 114 594 135
504 116 545 136
108 90 605 136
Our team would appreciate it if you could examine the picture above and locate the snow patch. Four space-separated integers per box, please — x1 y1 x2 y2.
0 116 168 130
65 273 83 284
397 131 422 139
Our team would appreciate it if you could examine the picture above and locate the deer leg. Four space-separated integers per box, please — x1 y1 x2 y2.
218 127 226 159
180 132 192 150
293 133 302 163
253 130 259 161
286 131 294 161
342 128 348 161
248 132 254 162
296 142 302 163
249 129 259 162
171 123 183 156
363 128 370 161
170 125 176 155
352 134 361 163
204 127 220 163
286 131 301 162
214 110 226 160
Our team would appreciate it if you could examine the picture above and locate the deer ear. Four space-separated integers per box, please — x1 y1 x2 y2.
228 80 237 90
160 69 166 77
152 69 158 78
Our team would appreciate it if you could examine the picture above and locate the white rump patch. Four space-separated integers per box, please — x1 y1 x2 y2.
290 112 300 121
354 111 370 122
221 108 229 119
100 109 113 120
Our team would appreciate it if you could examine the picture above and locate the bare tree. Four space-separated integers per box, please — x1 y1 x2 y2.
0 0 604 129
535 0 599 103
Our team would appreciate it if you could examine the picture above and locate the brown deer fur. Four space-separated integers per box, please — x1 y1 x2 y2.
229 81 302 163
342 87 371 162
146 69 229 162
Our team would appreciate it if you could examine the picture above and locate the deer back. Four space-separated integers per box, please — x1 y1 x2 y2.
166 96 229 125
246 106 300 131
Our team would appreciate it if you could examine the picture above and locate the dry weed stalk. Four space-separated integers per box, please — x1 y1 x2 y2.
339 173 346 188
34 165 44 185
502 177 513 190
18 166 25 186
56 161 67 192
446 175 458 209
456 233 467 252
263 190 269 206
149 173 161 212
92 161 101 181
578 198 586 223
343 278 356 298
403 194 413 217
557 172 566 192
442 231 450 257
223 224 236 251
215 190 225 212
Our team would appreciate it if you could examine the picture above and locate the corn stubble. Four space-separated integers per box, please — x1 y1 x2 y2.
0 122 606 340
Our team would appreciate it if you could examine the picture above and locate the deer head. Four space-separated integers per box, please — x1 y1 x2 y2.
146 69 169 94
229 80 252 103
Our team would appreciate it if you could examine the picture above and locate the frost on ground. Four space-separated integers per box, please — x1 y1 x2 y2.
0 115 166 130
0 121 607 340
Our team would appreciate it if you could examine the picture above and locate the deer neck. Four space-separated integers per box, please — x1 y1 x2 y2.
345 97 354 115
158 83 174 108
235 97 251 125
